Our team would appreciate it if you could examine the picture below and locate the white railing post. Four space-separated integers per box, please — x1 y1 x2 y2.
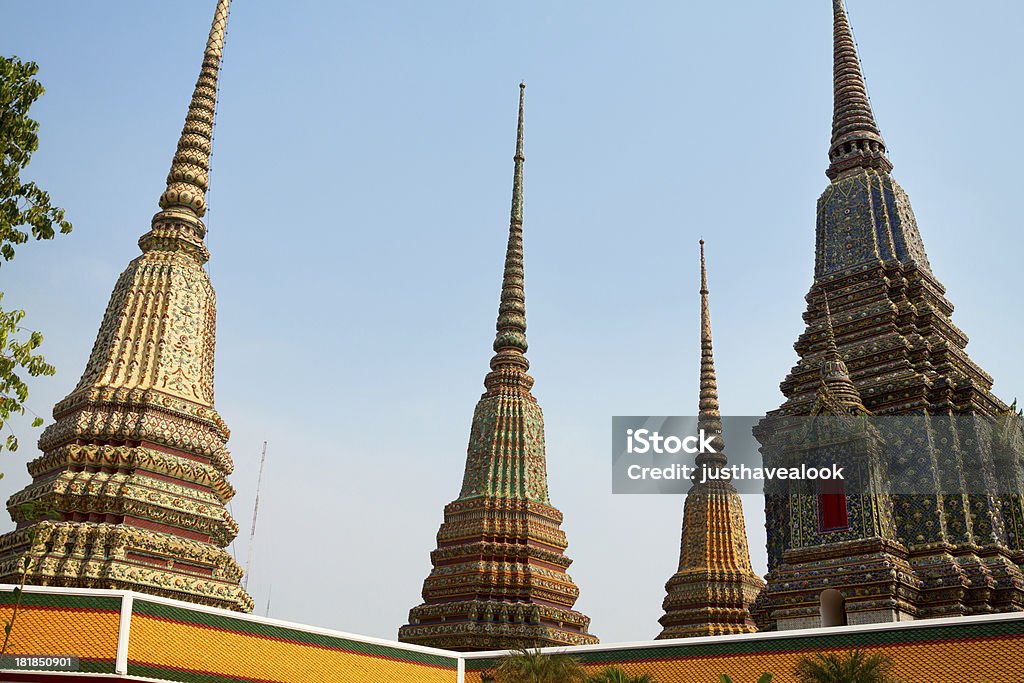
457 655 465 683
115 592 133 675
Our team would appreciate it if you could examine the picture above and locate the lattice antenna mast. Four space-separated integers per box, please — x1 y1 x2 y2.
243 441 268 592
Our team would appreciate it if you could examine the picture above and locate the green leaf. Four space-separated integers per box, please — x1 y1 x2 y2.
0 56 72 468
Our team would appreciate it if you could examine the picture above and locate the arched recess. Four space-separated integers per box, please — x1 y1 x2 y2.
820 588 847 627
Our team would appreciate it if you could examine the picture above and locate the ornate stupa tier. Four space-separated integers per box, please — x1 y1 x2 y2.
399 84 596 651
42 249 229 458
400 497 594 650
0 522 244 610
659 483 764 638
458 382 549 503
0 0 252 613
781 176 999 420
658 242 763 639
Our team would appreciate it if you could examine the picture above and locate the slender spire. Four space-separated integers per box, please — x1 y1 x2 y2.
826 0 892 180
490 83 529 372
822 295 842 362
817 294 868 413
697 240 725 467
156 0 232 227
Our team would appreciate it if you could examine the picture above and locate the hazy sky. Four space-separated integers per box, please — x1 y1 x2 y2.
2 1 1022 645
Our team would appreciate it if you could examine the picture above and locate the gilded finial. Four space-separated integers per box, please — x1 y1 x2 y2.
697 241 725 467
490 84 529 373
156 0 232 225
827 0 892 180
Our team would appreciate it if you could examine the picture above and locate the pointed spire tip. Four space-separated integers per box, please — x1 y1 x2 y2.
490 83 528 366
823 293 840 356
699 240 708 293
155 0 232 224
697 240 724 464
826 0 892 180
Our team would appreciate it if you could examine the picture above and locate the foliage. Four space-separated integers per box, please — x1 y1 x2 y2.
0 55 72 457
0 297 51 455
794 650 900 683
0 52 69 662
586 666 656 682
0 56 72 258
491 648 586 683
721 674 773 683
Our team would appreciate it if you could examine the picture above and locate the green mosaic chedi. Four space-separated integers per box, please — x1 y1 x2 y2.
754 0 1024 630
399 85 597 651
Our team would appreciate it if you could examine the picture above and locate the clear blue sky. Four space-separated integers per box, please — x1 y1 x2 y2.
2 1 1022 644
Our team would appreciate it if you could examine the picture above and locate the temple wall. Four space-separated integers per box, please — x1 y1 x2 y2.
0 586 459 682
464 613 1024 683
2 584 1023 682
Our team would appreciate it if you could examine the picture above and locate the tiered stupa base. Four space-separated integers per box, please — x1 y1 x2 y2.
399 497 597 651
0 522 250 612
658 482 764 639
753 538 920 631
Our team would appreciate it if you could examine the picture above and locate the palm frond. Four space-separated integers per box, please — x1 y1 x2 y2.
794 649 898 683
